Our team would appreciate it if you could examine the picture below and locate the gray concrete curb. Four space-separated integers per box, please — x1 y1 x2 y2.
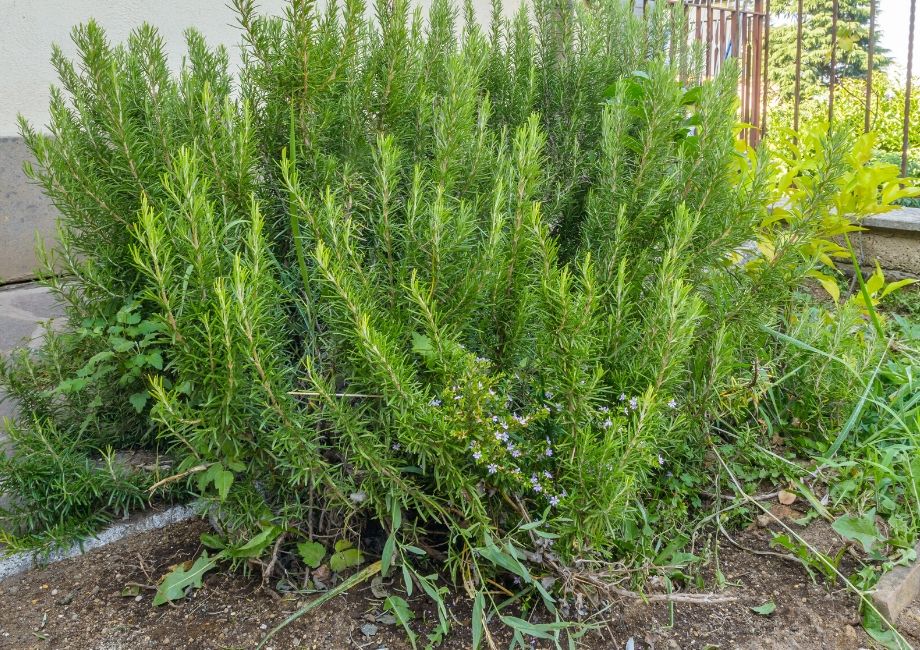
872 542 920 624
0 504 199 581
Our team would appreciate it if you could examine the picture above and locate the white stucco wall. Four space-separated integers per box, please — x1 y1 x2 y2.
0 0 293 136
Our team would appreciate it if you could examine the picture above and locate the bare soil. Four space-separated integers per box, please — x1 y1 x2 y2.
1 508 919 650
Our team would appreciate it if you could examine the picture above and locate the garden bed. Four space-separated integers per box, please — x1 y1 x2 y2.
1 511 916 650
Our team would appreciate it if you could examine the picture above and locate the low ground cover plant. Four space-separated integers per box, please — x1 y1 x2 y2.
2 0 919 645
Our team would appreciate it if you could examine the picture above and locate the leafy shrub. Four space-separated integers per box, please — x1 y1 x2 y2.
3 0 911 643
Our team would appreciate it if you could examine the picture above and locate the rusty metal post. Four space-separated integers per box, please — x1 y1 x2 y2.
865 0 876 133
904 0 917 177
743 5 752 137
752 0 763 144
706 0 714 77
733 0 741 59
793 0 803 132
762 0 771 137
695 2 702 43
829 0 838 126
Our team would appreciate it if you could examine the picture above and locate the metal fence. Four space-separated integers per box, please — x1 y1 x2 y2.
634 0 917 170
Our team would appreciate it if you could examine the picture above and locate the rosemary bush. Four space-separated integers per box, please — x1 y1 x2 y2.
2 0 903 643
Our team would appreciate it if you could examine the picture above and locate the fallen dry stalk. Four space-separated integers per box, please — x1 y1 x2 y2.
147 463 211 493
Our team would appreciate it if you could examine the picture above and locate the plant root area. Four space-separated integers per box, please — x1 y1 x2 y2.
1 516 919 649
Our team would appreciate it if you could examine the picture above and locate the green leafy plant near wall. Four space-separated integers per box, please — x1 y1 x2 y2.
2 0 919 645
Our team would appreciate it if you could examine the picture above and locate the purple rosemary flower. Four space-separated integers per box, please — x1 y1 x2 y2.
533 484 544 493
667 399 678 409
602 418 613 429
392 442 401 451
429 398 441 407
629 396 638 410
545 447 553 457
472 450 482 461
488 463 498 474
548 495 560 507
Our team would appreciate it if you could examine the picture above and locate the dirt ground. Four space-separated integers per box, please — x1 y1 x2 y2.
1 509 919 650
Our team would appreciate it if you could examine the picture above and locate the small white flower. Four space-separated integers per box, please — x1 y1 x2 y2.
629 396 638 410
598 405 609 413
667 399 678 409
545 447 553 457
548 495 560 507
512 449 522 458
392 442 401 451
619 393 627 401
487 463 498 474
533 484 544 493
543 470 553 479
602 418 613 429
429 398 441 407
473 450 482 461
658 454 666 466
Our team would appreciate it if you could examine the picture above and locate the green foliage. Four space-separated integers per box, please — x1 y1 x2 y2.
6 0 918 644
0 418 152 553
768 0 888 104
152 551 219 606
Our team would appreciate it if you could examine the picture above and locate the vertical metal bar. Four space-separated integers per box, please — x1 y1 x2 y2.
719 6 727 69
682 1 691 84
733 0 741 59
762 0 771 137
696 2 702 43
747 9 755 142
829 0 838 126
753 0 763 144
706 0 714 77
865 0 876 133
793 0 803 133
742 5 750 137
904 0 917 177
669 0 677 66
